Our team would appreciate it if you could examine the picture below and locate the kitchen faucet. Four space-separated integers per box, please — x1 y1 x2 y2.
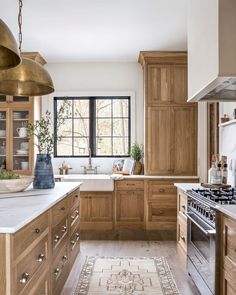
81 148 99 174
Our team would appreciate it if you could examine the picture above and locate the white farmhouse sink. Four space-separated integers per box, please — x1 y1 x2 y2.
60 174 114 191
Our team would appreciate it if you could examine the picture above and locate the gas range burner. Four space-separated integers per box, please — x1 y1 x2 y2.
192 188 236 205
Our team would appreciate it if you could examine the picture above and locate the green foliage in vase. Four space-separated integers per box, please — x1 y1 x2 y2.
28 99 71 154
129 143 144 161
0 171 19 179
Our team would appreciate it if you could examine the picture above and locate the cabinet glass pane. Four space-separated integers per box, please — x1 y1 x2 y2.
13 111 29 171
0 95 7 102
12 96 30 102
0 111 6 168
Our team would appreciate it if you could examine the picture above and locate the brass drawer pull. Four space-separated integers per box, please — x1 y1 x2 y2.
126 183 135 186
20 272 30 284
61 225 67 232
34 228 40 234
76 232 80 238
71 210 79 220
60 206 66 211
54 235 61 243
71 240 75 245
159 189 165 193
180 235 186 243
181 205 186 210
62 255 68 261
54 268 60 277
37 253 45 262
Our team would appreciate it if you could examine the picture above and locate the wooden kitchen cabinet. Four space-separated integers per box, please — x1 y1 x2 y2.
115 180 144 229
176 189 188 253
80 192 113 230
221 215 236 295
139 51 197 176
0 187 80 295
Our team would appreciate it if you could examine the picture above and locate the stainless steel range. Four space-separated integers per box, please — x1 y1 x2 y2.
186 188 236 295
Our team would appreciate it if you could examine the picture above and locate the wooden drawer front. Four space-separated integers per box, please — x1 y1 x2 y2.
21 270 49 295
178 190 187 216
116 180 144 191
13 212 48 258
223 216 236 266
51 197 68 227
52 216 68 254
16 235 48 294
70 205 80 232
69 189 80 209
177 215 187 251
149 184 176 196
223 269 236 294
69 224 80 267
148 202 177 222
148 195 176 207
52 244 69 295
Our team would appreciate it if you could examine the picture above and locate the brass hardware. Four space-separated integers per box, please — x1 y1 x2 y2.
54 268 60 277
159 189 165 192
0 19 21 70
180 235 186 242
54 235 60 243
20 272 29 284
62 255 68 261
76 233 79 238
37 253 45 262
75 194 78 198
34 228 40 234
60 206 65 211
61 225 67 232
71 240 75 245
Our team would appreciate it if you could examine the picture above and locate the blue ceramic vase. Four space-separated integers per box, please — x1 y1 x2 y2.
33 154 55 189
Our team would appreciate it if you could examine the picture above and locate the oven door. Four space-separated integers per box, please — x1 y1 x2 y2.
187 211 216 294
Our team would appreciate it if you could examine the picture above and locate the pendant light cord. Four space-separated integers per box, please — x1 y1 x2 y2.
18 0 23 51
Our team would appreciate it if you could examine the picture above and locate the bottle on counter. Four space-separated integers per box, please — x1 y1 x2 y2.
222 163 228 184
214 163 222 184
208 162 217 184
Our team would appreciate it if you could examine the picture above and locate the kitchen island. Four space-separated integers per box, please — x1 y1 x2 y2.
0 182 82 295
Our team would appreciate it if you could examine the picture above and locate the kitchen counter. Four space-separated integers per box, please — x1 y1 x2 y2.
0 182 82 233
175 182 236 220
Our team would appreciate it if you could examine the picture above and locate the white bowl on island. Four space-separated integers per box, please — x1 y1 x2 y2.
0 176 33 194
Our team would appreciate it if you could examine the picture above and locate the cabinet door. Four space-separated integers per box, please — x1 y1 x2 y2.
147 65 171 105
171 105 197 175
146 106 171 175
170 65 187 104
89 192 113 222
80 194 90 221
0 109 8 170
116 190 144 222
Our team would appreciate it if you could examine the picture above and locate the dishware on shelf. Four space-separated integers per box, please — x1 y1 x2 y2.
0 130 6 137
21 161 29 170
16 149 28 155
20 142 29 150
13 112 22 119
0 176 33 193
16 127 28 138
0 113 5 119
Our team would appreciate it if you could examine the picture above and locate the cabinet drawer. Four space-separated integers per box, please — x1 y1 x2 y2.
149 184 176 195
70 205 80 233
16 235 48 294
177 215 187 251
148 195 177 206
52 216 68 254
13 211 48 258
21 269 49 295
223 216 236 265
116 180 144 190
69 224 80 267
222 268 236 294
178 189 187 215
148 202 177 222
69 189 80 209
51 197 68 227
52 244 70 295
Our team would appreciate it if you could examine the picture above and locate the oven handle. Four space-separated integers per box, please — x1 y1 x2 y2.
186 213 216 236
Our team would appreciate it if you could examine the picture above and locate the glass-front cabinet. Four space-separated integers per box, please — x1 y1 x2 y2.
0 96 34 175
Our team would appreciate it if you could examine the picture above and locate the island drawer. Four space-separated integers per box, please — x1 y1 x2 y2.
15 235 48 295
69 189 80 209
70 205 80 232
52 216 68 255
69 223 80 265
51 197 69 227
116 180 144 190
13 211 49 258
21 268 49 295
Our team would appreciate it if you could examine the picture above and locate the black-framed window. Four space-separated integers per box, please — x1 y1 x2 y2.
54 96 131 157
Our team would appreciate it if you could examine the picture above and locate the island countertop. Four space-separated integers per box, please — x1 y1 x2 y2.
0 182 82 234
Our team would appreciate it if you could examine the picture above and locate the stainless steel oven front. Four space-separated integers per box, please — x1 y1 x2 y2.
186 210 217 295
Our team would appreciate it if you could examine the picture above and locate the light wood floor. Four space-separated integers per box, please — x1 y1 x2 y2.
61 240 200 295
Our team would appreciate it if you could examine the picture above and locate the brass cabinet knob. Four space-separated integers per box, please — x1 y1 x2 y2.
180 235 186 242
37 253 45 262
71 240 75 245
54 268 60 277
60 206 65 211
20 272 30 284
62 255 68 261
76 233 79 238
34 228 40 234
54 235 60 243
61 225 67 232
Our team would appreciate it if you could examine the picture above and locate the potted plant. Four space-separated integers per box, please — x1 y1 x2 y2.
130 143 144 175
28 99 71 189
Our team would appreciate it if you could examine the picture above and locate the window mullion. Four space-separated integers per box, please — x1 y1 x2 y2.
90 98 96 157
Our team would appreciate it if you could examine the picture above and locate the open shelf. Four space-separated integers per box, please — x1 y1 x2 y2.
219 119 236 127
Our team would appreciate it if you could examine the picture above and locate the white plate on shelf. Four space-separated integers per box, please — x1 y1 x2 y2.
16 149 28 155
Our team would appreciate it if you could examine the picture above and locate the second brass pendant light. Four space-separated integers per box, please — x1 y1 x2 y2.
0 0 54 96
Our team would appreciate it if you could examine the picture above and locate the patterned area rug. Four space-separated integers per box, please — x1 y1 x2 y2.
73 256 181 295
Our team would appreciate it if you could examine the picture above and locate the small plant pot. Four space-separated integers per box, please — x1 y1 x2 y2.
133 161 142 175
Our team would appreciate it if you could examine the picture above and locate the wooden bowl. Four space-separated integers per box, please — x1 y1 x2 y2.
0 176 33 194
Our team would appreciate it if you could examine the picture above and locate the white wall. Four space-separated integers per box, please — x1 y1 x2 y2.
42 62 143 174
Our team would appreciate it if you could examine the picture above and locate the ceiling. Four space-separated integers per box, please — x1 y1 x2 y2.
1 0 187 63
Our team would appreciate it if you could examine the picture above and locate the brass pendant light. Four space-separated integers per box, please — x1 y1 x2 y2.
0 0 54 96
0 19 21 70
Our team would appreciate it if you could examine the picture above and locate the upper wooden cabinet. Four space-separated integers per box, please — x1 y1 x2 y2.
139 51 197 176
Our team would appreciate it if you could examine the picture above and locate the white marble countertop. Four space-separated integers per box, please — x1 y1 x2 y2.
174 183 203 191
0 182 82 234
